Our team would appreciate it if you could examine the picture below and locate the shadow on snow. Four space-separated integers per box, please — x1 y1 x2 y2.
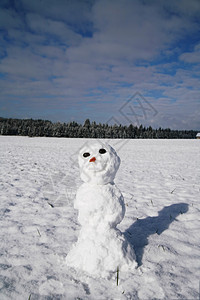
124 203 189 266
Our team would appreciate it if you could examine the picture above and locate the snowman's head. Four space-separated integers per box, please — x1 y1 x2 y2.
78 142 120 185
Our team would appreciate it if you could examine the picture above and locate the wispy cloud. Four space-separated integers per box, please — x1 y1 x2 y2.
0 0 200 129
180 43 200 63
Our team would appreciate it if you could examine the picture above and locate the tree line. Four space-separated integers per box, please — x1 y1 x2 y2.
0 117 198 139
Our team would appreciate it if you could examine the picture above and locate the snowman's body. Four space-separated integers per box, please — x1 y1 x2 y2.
66 142 137 278
75 182 125 230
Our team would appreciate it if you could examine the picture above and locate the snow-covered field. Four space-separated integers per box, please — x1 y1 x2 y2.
0 136 200 300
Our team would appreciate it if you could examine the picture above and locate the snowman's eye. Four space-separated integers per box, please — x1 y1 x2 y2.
83 152 90 158
99 148 107 154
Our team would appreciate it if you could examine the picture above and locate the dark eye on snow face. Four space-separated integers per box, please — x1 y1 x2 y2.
83 152 90 158
99 148 107 154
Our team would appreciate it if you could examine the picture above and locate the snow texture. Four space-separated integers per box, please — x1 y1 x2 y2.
0 136 200 300
66 142 137 277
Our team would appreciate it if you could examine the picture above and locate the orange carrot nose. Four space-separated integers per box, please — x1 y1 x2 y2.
89 156 96 162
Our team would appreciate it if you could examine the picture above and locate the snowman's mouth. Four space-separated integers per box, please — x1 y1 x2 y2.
86 160 107 173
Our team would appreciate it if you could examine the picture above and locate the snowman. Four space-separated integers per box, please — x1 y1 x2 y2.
66 141 137 278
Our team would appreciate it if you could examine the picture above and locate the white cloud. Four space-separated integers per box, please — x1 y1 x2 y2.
91 0 196 60
17 0 94 27
0 8 24 29
26 13 82 46
179 43 200 63
163 0 200 18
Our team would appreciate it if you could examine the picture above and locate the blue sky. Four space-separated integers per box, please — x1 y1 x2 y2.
0 0 200 130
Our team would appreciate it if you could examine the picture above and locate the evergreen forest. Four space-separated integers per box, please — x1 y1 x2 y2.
0 117 198 139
